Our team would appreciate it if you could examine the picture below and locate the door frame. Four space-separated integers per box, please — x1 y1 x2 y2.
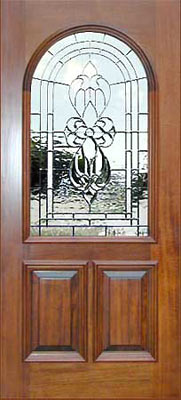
1 1 180 399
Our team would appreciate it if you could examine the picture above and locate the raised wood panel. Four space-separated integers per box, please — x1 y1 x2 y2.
39 277 71 346
109 276 142 346
94 262 158 362
35 271 74 347
24 264 87 362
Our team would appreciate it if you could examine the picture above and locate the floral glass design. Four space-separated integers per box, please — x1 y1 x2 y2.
65 61 115 204
30 32 149 237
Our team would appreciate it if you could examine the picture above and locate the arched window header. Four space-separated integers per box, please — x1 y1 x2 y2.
33 32 147 82
25 27 156 238
24 27 155 90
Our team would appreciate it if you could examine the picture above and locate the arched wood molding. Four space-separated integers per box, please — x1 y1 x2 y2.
23 24 158 243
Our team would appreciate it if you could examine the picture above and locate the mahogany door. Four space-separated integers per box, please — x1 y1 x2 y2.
1 1 180 399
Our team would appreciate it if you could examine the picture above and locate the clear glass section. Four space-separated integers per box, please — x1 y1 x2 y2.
30 32 149 237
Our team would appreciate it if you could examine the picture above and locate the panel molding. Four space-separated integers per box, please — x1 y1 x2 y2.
34 270 77 279
94 261 158 362
104 271 147 279
23 262 88 362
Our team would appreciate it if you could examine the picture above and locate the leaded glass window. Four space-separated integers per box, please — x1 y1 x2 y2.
30 31 149 237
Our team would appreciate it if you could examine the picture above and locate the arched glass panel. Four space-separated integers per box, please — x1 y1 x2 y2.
30 32 149 237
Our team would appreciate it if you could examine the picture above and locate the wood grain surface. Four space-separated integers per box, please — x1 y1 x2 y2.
1 0 180 399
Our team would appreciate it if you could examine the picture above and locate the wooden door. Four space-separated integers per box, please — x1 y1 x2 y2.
1 1 180 399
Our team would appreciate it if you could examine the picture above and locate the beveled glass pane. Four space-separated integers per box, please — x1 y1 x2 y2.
30 32 149 237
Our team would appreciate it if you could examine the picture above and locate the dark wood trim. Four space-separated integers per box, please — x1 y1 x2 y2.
23 262 88 363
23 90 31 240
23 24 158 243
93 260 158 267
23 260 93 267
148 67 158 242
94 260 158 362
24 235 156 244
